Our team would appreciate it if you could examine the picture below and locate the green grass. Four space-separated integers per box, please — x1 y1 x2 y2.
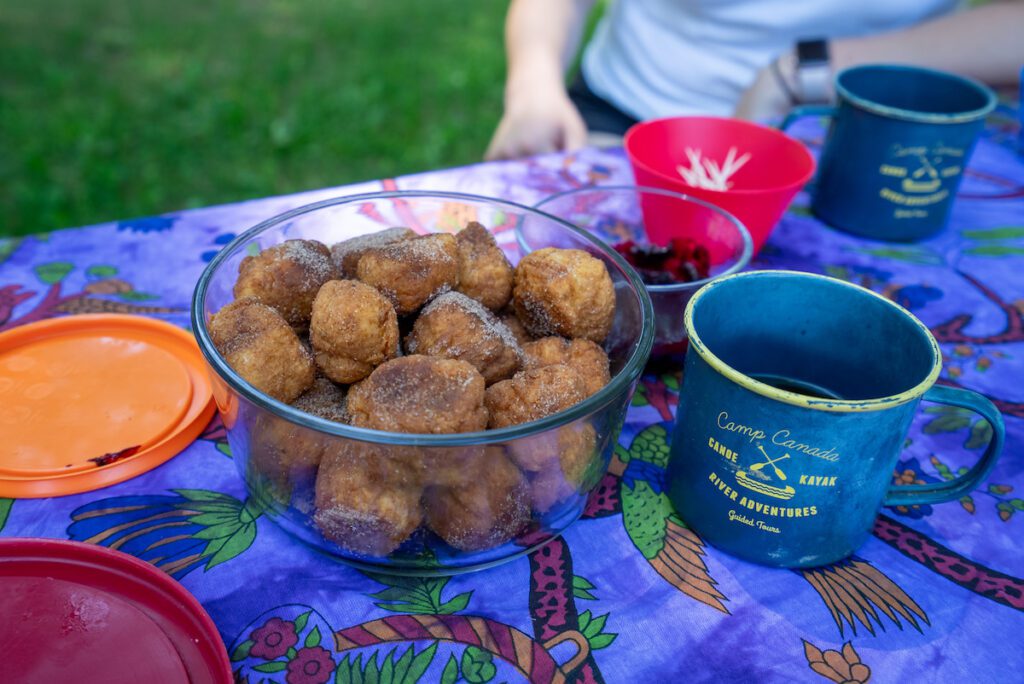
0 1 509 236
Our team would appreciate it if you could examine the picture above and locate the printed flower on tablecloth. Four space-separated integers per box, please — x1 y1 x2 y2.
117 214 177 232
231 606 340 683
888 458 937 519
250 617 299 660
803 640 871 683
286 646 334 684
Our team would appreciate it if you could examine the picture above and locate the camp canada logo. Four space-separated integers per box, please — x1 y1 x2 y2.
705 412 838 533
878 142 964 218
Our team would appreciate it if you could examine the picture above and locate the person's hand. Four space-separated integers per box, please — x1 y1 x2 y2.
734 55 795 121
485 85 587 161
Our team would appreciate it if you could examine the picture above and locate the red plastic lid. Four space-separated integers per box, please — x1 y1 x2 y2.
0 315 215 497
0 538 231 684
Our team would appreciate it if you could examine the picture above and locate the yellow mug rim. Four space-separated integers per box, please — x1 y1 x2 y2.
683 270 942 413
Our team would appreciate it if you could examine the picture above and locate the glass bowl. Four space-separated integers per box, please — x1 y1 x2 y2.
192 191 654 574
534 185 752 355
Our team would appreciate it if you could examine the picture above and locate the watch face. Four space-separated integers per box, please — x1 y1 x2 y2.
797 39 829 65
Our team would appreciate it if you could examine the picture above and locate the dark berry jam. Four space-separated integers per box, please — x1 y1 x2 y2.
613 239 711 285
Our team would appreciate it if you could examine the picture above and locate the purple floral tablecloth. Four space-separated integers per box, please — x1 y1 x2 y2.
2 112 1022 683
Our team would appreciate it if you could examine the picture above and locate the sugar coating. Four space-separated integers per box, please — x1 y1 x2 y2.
522 337 610 398
330 227 415 278
233 239 335 332
292 376 349 423
456 221 514 311
499 308 535 346
314 444 424 557
421 291 522 351
356 233 459 315
280 239 335 282
347 355 488 434
310 279 399 383
423 447 529 551
512 248 615 343
209 297 315 403
485 364 588 430
407 291 523 386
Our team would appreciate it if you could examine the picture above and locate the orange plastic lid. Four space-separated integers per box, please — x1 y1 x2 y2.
0 315 215 498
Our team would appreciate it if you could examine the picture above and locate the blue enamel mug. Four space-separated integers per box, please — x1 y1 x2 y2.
782 65 996 242
666 270 1004 568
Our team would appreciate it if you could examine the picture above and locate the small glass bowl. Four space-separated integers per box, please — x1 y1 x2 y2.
192 191 654 574
535 185 753 355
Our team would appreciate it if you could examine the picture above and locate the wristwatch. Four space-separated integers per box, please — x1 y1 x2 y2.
793 39 832 104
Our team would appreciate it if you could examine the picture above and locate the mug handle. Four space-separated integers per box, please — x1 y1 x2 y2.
779 105 836 132
884 385 1005 506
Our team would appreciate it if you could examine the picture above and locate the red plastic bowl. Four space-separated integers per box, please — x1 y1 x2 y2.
624 116 815 253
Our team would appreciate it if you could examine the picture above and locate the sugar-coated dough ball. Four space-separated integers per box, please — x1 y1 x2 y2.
499 308 535 347
248 412 328 512
455 221 513 311
516 423 599 513
314 445 424 557
424 448 529 551
347 355 488 434
406 291 522 385
310 279 399 383
209 297 315 403
292 376 349 424
522 337 610 397
330 227 415 279
513 248 615 343
233 239 335 332
356 233 459 315
485 364 587 429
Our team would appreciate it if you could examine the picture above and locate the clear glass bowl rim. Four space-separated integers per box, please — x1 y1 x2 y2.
191 189 656 448
533 184 754 292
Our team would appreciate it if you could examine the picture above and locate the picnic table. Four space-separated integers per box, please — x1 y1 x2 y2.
1 109 1022 683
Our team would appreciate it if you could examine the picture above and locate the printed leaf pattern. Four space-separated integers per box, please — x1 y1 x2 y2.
620 424 729 613
34 261 74 284
799 558 929 637
0 498 12 532
334 643 438 684
362 572 472 615
572 575 597 601
577 610 617 650
67 489 265 578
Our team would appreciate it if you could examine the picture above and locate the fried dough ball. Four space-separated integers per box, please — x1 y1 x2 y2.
499 309 535 347
314 445 424 557
522 337 610 397
455 221 513 311
347 356 488 434
519 424 599 512
233 239 335 332
356 233 459 315
310 280 399 383
248 413 328 512
330 227 416 279
293 376 349 424
244 376 345 510
424 448 529 551
209 298 315 403
485 364 587 430
513 248 615 343
406 291 522 385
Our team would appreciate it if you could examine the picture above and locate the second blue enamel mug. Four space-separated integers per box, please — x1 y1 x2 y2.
783 65 996 242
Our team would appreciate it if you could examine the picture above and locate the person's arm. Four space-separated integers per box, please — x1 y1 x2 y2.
484 0 596 160
831 1 1024 85
736 1 1024 120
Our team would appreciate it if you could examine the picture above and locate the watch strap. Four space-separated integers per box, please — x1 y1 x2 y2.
794 39 832 104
